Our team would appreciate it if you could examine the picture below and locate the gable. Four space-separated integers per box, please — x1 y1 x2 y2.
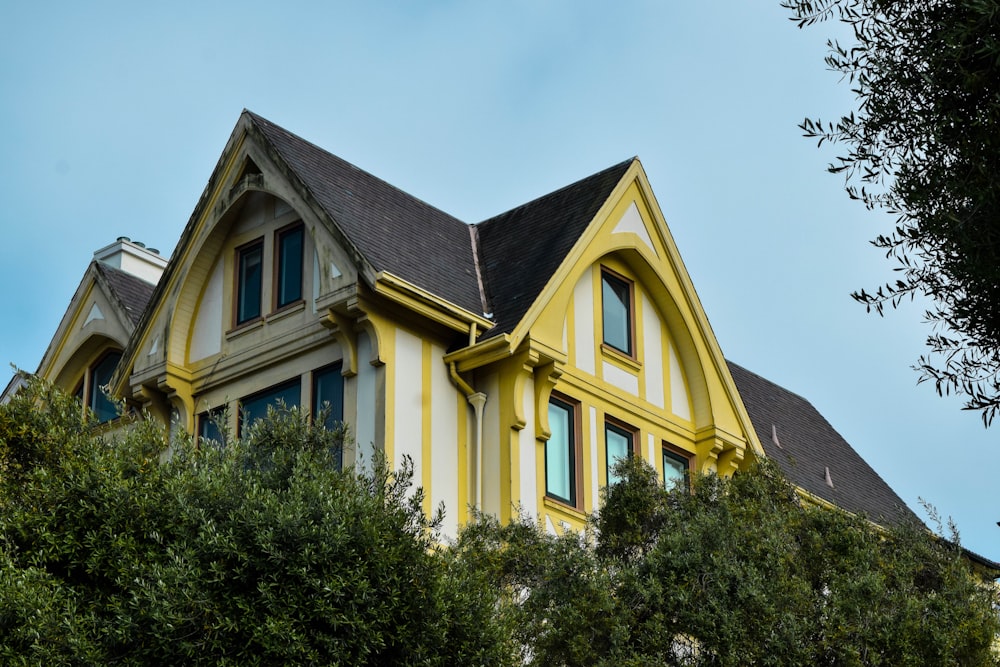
516 162 760 451
36 262 148 391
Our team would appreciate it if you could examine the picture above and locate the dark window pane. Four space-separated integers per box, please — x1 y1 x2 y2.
546 398 575 505
313 363 344 469
277 226 304 308
90 351 121 423
602 272 632 355
198 409 226 447
240 379 300 434
237 242 263 324
605 422 633 485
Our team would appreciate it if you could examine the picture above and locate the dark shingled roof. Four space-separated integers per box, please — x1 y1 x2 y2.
728 361 920 527
247 111 483 315
95 263 157 326
475 158 634 337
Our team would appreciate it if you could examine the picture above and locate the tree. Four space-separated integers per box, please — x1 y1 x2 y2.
0 378 515 666
781 0 1000 424
454 456 1000 666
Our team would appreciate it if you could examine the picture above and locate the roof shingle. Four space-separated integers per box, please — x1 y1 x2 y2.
247 112 484 315
728 361 919 526
475 158 634 337
95 263 157 327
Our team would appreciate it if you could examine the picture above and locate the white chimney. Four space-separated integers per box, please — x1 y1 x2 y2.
93 236 168 285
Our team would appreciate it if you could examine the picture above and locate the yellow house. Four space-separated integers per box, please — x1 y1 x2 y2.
4 111 952 543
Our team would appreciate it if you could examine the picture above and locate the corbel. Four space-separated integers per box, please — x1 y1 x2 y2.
321 309 359 377
533 360 564 441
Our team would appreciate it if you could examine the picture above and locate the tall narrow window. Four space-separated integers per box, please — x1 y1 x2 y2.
239 378 301 435
89 351 122 423
546 396 578 506
601 269 633 356
313 363 345 469
236 239 264 325
605 420 636 485
275 225 304 309
198 408 226 447
662 447 690 491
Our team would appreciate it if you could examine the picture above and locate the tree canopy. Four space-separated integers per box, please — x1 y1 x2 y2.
782 0 1000 424
2 380 996 665
454 455 999 666
0 379 514 666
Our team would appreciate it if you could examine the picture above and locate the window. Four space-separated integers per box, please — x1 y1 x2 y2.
313 363 345 469
236 239 264 325
275 225 304 309
198 408 226 447
239 378 301 434
605 420 636 485
662 447 690 491
75 350 122 423
546 396 579 507
601 269 634 356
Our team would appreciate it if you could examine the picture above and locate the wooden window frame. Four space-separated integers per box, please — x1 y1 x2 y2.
600 266 636 359
77 349 122 424
662 443 691 492
312 362 345 470
545 393 583 509
273 222 305 313
604 416 639 485
238 377 301 436
234 237 265 327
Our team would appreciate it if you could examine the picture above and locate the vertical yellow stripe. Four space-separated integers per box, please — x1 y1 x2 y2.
421 339 433 516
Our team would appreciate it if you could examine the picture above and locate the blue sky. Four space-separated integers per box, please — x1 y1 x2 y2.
1 1 995 558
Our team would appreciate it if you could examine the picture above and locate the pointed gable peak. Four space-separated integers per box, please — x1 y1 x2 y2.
475 157 637 337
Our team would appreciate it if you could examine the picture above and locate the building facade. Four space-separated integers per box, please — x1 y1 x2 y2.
6 111 928 540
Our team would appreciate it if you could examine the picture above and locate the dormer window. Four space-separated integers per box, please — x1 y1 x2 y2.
275 224 304 309
236 238 264 325
601 268 634 357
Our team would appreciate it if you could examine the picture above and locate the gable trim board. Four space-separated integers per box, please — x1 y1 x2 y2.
17 111 945 546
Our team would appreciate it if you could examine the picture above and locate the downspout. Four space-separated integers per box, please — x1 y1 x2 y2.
449 361 487 510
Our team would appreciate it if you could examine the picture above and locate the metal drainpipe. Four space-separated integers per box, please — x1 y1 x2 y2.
449 361 487 510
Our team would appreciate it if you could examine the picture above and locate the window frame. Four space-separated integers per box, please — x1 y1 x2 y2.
238 378 301 436
75 349 122 424
600 267 636 358
545 393 582 509
197 407 227 448
273 222 304 312
234 237 265 326
312 362 345 470
662 444 691 492
604 417 638 485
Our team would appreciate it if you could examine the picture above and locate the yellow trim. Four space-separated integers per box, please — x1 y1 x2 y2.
374 271 493 334
443 334 513 372
456 387 469 525
38 281 96 383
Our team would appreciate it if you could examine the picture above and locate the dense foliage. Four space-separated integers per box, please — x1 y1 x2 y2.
0 379 514 666
455 456 999 666
782 0 1000 423
2 379 996 665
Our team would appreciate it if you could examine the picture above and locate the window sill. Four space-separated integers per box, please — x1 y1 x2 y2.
543 495 587 524
226 317 264 340
267 300 305 323
601 344 642 373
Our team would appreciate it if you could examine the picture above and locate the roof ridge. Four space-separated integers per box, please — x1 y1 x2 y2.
245 111 468 227
476 157 636 228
